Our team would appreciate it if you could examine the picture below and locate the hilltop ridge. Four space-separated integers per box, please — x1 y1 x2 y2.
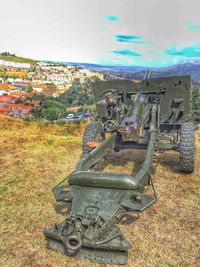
0 52 37 63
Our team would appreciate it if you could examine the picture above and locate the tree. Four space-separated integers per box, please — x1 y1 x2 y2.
27 84 33 92
42 100 65 110
41 107 63 121
58 91 77 106
30 97 66 121
31 93 50 102
15 98 23 104
3 74 8 80
70 78 82 92
40 100 65 121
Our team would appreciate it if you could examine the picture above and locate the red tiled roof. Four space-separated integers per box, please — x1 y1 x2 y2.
12 92 37 97
21 106 32 110
0 95 19 100
0 103 32 116
6 103 21 109
0 106 12 114
3 104 32 110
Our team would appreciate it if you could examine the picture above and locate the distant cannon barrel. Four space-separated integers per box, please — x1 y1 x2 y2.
143 70 152 80
119 93 146 142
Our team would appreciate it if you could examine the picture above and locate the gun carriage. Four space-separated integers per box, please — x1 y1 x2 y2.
44 72 195 264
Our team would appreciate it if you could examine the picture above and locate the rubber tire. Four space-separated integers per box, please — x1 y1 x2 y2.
179 122 195 173
82 122 104 154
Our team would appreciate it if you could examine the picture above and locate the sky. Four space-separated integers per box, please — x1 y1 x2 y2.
1 0 200 67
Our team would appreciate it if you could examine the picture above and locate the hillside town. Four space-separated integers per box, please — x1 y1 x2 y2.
1 54 200 123
0 56 104 118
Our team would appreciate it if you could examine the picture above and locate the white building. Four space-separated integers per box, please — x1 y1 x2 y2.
0 78 5 83
37 61 49 67
79 68 91 75
0 89 7 95
0 60 31 69
32 85 48 93
47 74 69 83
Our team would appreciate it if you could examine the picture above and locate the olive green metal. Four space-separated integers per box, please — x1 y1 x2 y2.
70 103 157 191
44 74 193 265
127 92 146 118
119 93 146 142
76 132 117 171
94 75 191 125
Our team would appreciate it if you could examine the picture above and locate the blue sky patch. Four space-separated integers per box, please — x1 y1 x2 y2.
187 23 200 30
115 34 151 44
166 45 200 57
115 34 142 42
112 48 142 57
106 16 119 21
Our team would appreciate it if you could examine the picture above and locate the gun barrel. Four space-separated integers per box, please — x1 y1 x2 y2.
143 70 152 80
119 93 146 142
128 92 145 119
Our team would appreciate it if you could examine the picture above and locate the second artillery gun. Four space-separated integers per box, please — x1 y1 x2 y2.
44 72 195 265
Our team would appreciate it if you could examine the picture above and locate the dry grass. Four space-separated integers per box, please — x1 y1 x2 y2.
0 115 199 267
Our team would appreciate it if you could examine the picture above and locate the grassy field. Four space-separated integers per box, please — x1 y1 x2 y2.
0 54 36 63
0 116 199 267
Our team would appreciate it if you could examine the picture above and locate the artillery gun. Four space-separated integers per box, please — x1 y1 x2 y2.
44 72 195 265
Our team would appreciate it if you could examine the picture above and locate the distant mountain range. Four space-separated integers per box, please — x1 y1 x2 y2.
2 52 200 83
152 62 200 84
64 61 200 84
64 61 148 72
2 51 199 84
